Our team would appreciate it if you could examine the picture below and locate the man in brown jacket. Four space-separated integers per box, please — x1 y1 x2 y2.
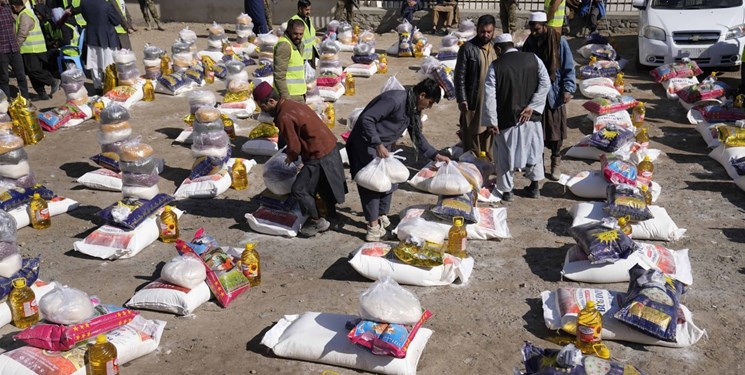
253 82 347 237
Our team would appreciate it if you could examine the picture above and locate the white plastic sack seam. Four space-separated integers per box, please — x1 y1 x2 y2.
569 202 686 241
126 280 211 316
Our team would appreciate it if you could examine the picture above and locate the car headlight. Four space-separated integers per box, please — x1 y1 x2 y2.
726 24 745 39
643 26 666 41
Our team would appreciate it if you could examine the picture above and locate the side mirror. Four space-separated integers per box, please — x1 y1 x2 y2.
632 0 647 10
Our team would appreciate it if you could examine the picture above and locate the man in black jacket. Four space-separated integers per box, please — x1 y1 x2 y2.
454 14 497 159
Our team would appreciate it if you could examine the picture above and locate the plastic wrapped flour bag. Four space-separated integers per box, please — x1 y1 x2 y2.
39 285 95 325
429 161 471 195
161 255 207 290
354 157 391 193
262 152 300 195
359 275 422 325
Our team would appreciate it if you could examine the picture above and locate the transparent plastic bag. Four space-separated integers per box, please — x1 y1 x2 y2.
192 131 230 149
429 161 472 195
60 68 85 84
359 275 422 325
179 27 197 43
119 137 154 162
320 39 341 54
193 119 224 133
0 208 17 243
112 49 136 65
143 43 165 60
121 171 159 187
396 19 413 34
118 156 162 174
262 152 300 196
171 41 191 55
354 157 391 192
99 104 130 125
208 22 225 38
161 255 207 290
188 90 217 114
39 285 95 325
381 75 405 93
0 148 27 165
225 60 246 75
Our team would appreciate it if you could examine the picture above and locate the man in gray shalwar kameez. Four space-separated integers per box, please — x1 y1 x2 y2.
483 33 550 202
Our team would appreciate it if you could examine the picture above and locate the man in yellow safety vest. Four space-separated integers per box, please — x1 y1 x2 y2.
108 0 135 50
10 0 58 101
273 18 307 103
545 0 566 34
289 0 318 68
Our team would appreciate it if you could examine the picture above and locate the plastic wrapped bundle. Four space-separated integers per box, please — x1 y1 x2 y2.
256 32 279 50
119 156 162 175
454 19 476 40
0 148 27 165
118 137 154 162
60 68 84 85
173 51 196 71
193 119 224 133
359 29 375 46
143 44 165 60
179 27 197 44
353 42 374 56
188 90 217 114
172 41 191 55
113 49 136 65
143 58 161 79
99 104 130 125
337 22 353 45
208 22 226 40
396 20 413 34
121 171 159 187
225 60 245 75
320 39 341 54
191 132 230 157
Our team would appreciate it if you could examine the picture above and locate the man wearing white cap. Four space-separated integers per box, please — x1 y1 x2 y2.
523 11 575 181
483 33 550 201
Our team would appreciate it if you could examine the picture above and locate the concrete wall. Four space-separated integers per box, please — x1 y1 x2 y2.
124 1 641 35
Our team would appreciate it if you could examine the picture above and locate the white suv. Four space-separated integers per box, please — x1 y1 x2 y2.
633 0 745 68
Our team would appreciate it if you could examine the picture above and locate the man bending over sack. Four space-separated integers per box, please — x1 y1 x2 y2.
346 78 450 242
253 82 347 237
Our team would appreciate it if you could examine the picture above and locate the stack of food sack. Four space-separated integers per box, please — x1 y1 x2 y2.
38 68 93 131
0 132 35 188
305 61 323 110
176 90 217 144
261 277 433 374
318 39 346 101
197 22 227 62
541 266 705 348
577 56 622 80
127 252 210 316
245 151 307 237
177 26 198 54
453 19 476 42
351 29 377 65
74 193 180 259
143 44 165 80
241 122 280 156
334 21 355 52
650 58 702 100
175 108 248 199
577 42 617 65
253 32 278 85
154 42 200 96
233 13 257 54
119 138 161 200
100 50 145 108
113 49 140 86
1 287 165 371
435 34 459 70
171 40 197 74
346 39 378 78
676 73 730 111
78 105 132 191
515 342 646 374
8 94 43 145
0 209 22 278
220 60 255 114
173 229 251 308
388 20 414 57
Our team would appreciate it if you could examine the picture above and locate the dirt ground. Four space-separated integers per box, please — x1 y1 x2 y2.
2 22 744 374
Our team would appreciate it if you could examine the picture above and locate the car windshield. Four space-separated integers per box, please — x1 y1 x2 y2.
651 0 742 8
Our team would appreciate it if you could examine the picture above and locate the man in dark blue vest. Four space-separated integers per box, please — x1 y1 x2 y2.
483 33 550 202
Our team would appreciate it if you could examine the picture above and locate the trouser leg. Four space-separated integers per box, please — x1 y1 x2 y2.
459 110 475 153
432 8 440 29
22 53 54 95
139 2 151 24
494 134 514 192
291 162 321 219
357 185 381 222
0 54 10 98
264 0 273 27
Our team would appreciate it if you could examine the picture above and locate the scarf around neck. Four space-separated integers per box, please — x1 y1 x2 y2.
405 88 424 159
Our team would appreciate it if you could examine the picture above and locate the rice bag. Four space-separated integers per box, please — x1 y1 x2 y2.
568 222 636 264
582 96 638 115
676 81 728 103
602 154 637 185
433 65 455 100
96 194 174 230
614 266 684 342
359 276 422 325
588 124 635 152
160 255 207 290
650 60 703 83
605 183 653 222
38 286 95 325
347 310 432 358
398 32 413 57
430 194 477 224
262 152 300 195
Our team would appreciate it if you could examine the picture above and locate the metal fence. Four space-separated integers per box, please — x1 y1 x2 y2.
369 0 634 12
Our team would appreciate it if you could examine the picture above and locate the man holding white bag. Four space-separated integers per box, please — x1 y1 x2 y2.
253 82 347 237
346 78 450 241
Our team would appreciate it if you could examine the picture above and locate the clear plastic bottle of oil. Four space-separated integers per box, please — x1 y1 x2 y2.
142 80 155 102
576 301 610 359
231 158 248 190
86 334 119 375
9 278 39 328
344 73 355 96
635 127 649 146
160 54 172 76
315 193 328 218
378 54 388 74
640 184 652 205
28 193 50 229
632 102 646 128
324 103 335 129
446 216 468 258
617 216 632 237
637 155 654 187
205 65 215 84
614 73 625 94
93 100 105 122
240 243 261 287
158 205 179 243
735 94 745 108
221 113 236 139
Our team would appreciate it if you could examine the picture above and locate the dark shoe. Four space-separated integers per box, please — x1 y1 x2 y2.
548 156 561 181
525 181 540 198
501 191 513 202
50 78 61 96
35 94 50 101
157 25 165 31
300 217 331 237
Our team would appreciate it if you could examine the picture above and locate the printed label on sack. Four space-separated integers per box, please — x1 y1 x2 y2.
23 299 38 317
35 208 50 222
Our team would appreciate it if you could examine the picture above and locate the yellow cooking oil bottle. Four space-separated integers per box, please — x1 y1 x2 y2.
231 158 248 190
86 334 119 375
142 80 155 102
635 127 649 146
632 102 646 128
9 277 39 328
617 216 632 237
324 103 335 129
446 216 468 258
159 205 179 243
640 184 652 205
614 73 624 94
345 73 355 96
28 193 50 229
576 301 611 359
240 243 261 287
378 54 388 74
637 155 655 187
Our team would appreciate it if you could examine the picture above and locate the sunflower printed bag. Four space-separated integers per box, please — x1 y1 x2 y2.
569 222 636 264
